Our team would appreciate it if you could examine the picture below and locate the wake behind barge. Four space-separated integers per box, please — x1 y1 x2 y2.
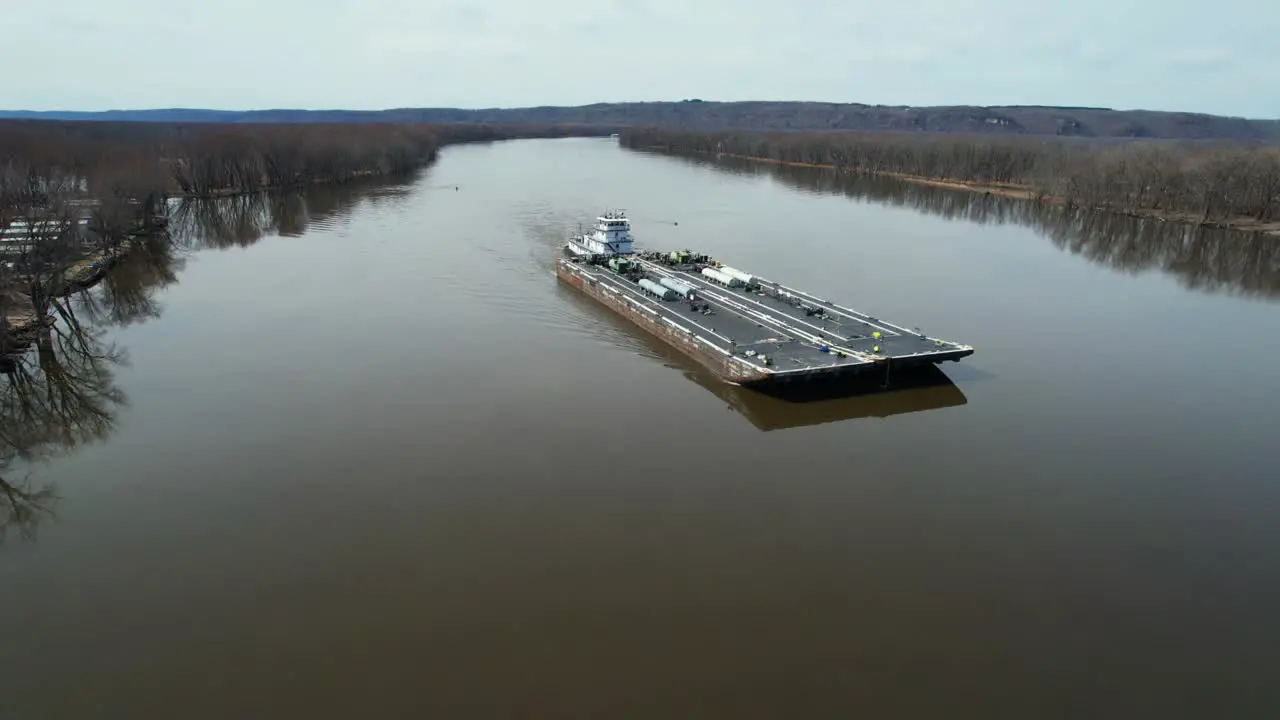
555 210 975 388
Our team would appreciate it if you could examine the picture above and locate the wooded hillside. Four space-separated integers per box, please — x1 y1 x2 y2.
4 102 1276 142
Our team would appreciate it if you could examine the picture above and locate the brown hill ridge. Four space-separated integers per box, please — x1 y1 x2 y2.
2 101 1277 142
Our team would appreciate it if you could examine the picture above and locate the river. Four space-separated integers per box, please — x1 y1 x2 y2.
3 137 1279 718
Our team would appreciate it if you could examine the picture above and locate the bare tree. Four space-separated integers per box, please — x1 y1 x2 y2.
0 161 82 319
82 151 170 258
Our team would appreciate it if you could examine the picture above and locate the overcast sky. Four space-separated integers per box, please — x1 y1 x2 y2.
4 0 1275 117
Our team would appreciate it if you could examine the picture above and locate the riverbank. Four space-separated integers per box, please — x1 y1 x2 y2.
159 128 613 200
620 126 1280 238
2 307 51 364
2 118 617 204
165 171 385 199
1 242 135 364
2 122 619 362
695 151 1280 237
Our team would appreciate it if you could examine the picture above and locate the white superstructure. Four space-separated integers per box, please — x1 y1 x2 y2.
564 209 636 257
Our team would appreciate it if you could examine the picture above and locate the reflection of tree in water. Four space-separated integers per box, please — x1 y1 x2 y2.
2 177 420 541
1030 208 1280 299
0 301 125 541
0 234 179 542
649 151 1280 301
168 175 418 250
68 233 186 329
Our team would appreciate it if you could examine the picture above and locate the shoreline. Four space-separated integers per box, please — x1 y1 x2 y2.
167 132 609 200
3 125 618 365
2 241 136 364
167 169 400 200
658 149 1280 237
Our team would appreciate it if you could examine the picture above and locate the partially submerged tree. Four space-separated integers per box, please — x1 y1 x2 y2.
82 151 171 259
0 160 82 318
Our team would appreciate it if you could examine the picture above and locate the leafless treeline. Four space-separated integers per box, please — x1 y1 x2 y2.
671 151 1280 300
620 127 1280 227
1 119 611 354
2 119 613 196
166 123 442 195
167 178 414 251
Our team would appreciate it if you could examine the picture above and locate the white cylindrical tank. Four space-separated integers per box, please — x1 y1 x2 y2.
659 277 695 298
701 267 743 288
638 278 678 300
717 266 754 285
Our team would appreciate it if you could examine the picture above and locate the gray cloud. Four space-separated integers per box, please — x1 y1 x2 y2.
1 0 1274 116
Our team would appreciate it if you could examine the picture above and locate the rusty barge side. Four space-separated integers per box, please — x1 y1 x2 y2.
556 260 769 384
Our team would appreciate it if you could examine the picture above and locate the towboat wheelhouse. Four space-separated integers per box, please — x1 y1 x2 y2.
564 209 636 257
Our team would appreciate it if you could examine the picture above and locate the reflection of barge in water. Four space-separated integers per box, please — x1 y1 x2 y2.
556 209 975 390
687 364 967 432
556 281 969 432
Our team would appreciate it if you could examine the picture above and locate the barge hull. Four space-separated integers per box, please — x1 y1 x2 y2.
556 261 770 384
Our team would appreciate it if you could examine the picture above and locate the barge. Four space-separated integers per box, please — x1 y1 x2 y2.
556 209 975 388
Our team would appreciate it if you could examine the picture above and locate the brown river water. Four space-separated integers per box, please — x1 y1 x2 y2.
2 137 1279 718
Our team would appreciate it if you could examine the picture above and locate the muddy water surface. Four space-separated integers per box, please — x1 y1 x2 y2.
2 138 1279 718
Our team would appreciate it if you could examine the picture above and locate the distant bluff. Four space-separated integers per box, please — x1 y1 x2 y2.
3 100 1277 142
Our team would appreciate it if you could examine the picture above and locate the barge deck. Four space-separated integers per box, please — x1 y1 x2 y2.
556 209 975 388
